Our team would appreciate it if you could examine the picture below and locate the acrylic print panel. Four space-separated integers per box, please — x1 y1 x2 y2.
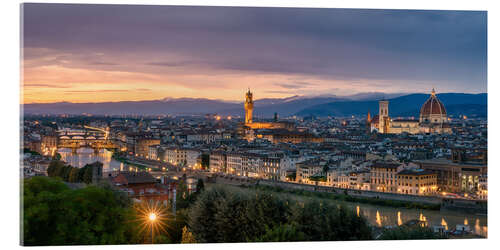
21 3 487 245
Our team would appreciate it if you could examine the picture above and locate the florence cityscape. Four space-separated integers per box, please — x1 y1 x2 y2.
21 3 487 245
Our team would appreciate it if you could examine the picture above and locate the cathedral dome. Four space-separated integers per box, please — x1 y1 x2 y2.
419 89 447 123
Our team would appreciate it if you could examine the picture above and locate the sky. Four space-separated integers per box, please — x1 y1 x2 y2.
21 4 487 104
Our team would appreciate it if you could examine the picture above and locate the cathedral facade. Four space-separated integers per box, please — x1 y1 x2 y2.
368 89 452 134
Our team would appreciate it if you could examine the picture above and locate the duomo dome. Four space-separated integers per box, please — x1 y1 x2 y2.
419 88 447 124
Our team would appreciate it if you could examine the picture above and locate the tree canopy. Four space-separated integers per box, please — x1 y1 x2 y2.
23 176 134 245
187 185 373 243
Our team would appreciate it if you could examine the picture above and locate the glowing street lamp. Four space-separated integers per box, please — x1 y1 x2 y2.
133 201 168 244
149 212 157 244
149 212 157 221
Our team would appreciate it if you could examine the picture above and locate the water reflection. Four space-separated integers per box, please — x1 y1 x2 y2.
376 211 382 227
341 201 486 237
441 218 448 230
58 147 127 172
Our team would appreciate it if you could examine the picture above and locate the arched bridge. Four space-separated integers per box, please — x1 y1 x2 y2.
57 127 117 152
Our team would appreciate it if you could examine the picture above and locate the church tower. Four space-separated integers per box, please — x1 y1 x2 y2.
378 100 389 133
244 89 254 124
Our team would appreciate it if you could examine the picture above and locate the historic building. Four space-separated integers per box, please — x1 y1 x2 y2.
369 89 452 134
134 137 160 159
396 169 438 195
415 148 487 193
370 161 404 192
244 89 254 124
243 89 295 130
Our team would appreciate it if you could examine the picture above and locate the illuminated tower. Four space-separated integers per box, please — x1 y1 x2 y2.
378 99 389 133
244 89 254 124
366 111 372 133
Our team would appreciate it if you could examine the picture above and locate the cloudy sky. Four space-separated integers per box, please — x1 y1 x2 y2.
22 4 487 103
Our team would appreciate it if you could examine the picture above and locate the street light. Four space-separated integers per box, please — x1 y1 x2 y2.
149 212 157 244
149 212 157 221
134 201 168 245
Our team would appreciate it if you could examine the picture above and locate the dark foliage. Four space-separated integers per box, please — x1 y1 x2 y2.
23 177 134 245
379 225 448 240
187 185 372 243
46 160 101 184
252 184 440 210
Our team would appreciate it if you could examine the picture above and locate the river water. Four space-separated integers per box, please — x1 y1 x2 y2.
345 201 487 237
58 147 487 237
58 147 138 172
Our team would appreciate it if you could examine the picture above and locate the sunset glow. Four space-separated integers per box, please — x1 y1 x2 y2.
21 4 487 104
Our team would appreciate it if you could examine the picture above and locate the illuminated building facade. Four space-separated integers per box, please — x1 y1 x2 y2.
369 89 452 134
396 169 438 195
244 89 254 124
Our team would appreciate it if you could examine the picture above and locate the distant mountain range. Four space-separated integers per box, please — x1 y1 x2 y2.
296 93 487 118
23 92 487 118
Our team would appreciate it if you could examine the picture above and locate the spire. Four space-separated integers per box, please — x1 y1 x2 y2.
431 88 436 97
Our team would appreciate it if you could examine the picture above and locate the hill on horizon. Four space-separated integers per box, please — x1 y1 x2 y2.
23 92 487 118
296 93 487 118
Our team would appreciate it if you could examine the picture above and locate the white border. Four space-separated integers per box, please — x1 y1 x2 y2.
1 1 497 250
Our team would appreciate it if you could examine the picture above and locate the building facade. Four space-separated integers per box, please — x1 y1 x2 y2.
369 89 452 134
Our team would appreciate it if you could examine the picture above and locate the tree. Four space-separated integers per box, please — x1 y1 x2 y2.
322 165 329 175
181 226 197 243
68 168 80 183
188 186 372 243
61 166 73 182
253 224 306 242
54 164 67 178
195 179 205 193
53 153 62 161
188 186 230 243
47 160 64 177
289 201 372 241
23 176 133 246
79 164 97 184
201 154 210 170
176 177 190 210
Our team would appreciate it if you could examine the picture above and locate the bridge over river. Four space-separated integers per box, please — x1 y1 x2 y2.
57 126 118 153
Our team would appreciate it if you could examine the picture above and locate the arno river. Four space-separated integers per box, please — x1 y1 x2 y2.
58 147 138 172
344 202 486 237
58 147 487 237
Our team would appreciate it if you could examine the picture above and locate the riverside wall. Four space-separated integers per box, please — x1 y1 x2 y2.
257 179 442 205
213 175 487 214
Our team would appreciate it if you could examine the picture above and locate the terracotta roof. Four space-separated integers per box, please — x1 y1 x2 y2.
420 91 447 117
113 172 157 185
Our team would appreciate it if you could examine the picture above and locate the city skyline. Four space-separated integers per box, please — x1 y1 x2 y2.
22 4 487 104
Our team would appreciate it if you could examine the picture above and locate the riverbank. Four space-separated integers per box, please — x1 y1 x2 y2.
248 183 441 210
111 152 150 170
211 174 441 210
